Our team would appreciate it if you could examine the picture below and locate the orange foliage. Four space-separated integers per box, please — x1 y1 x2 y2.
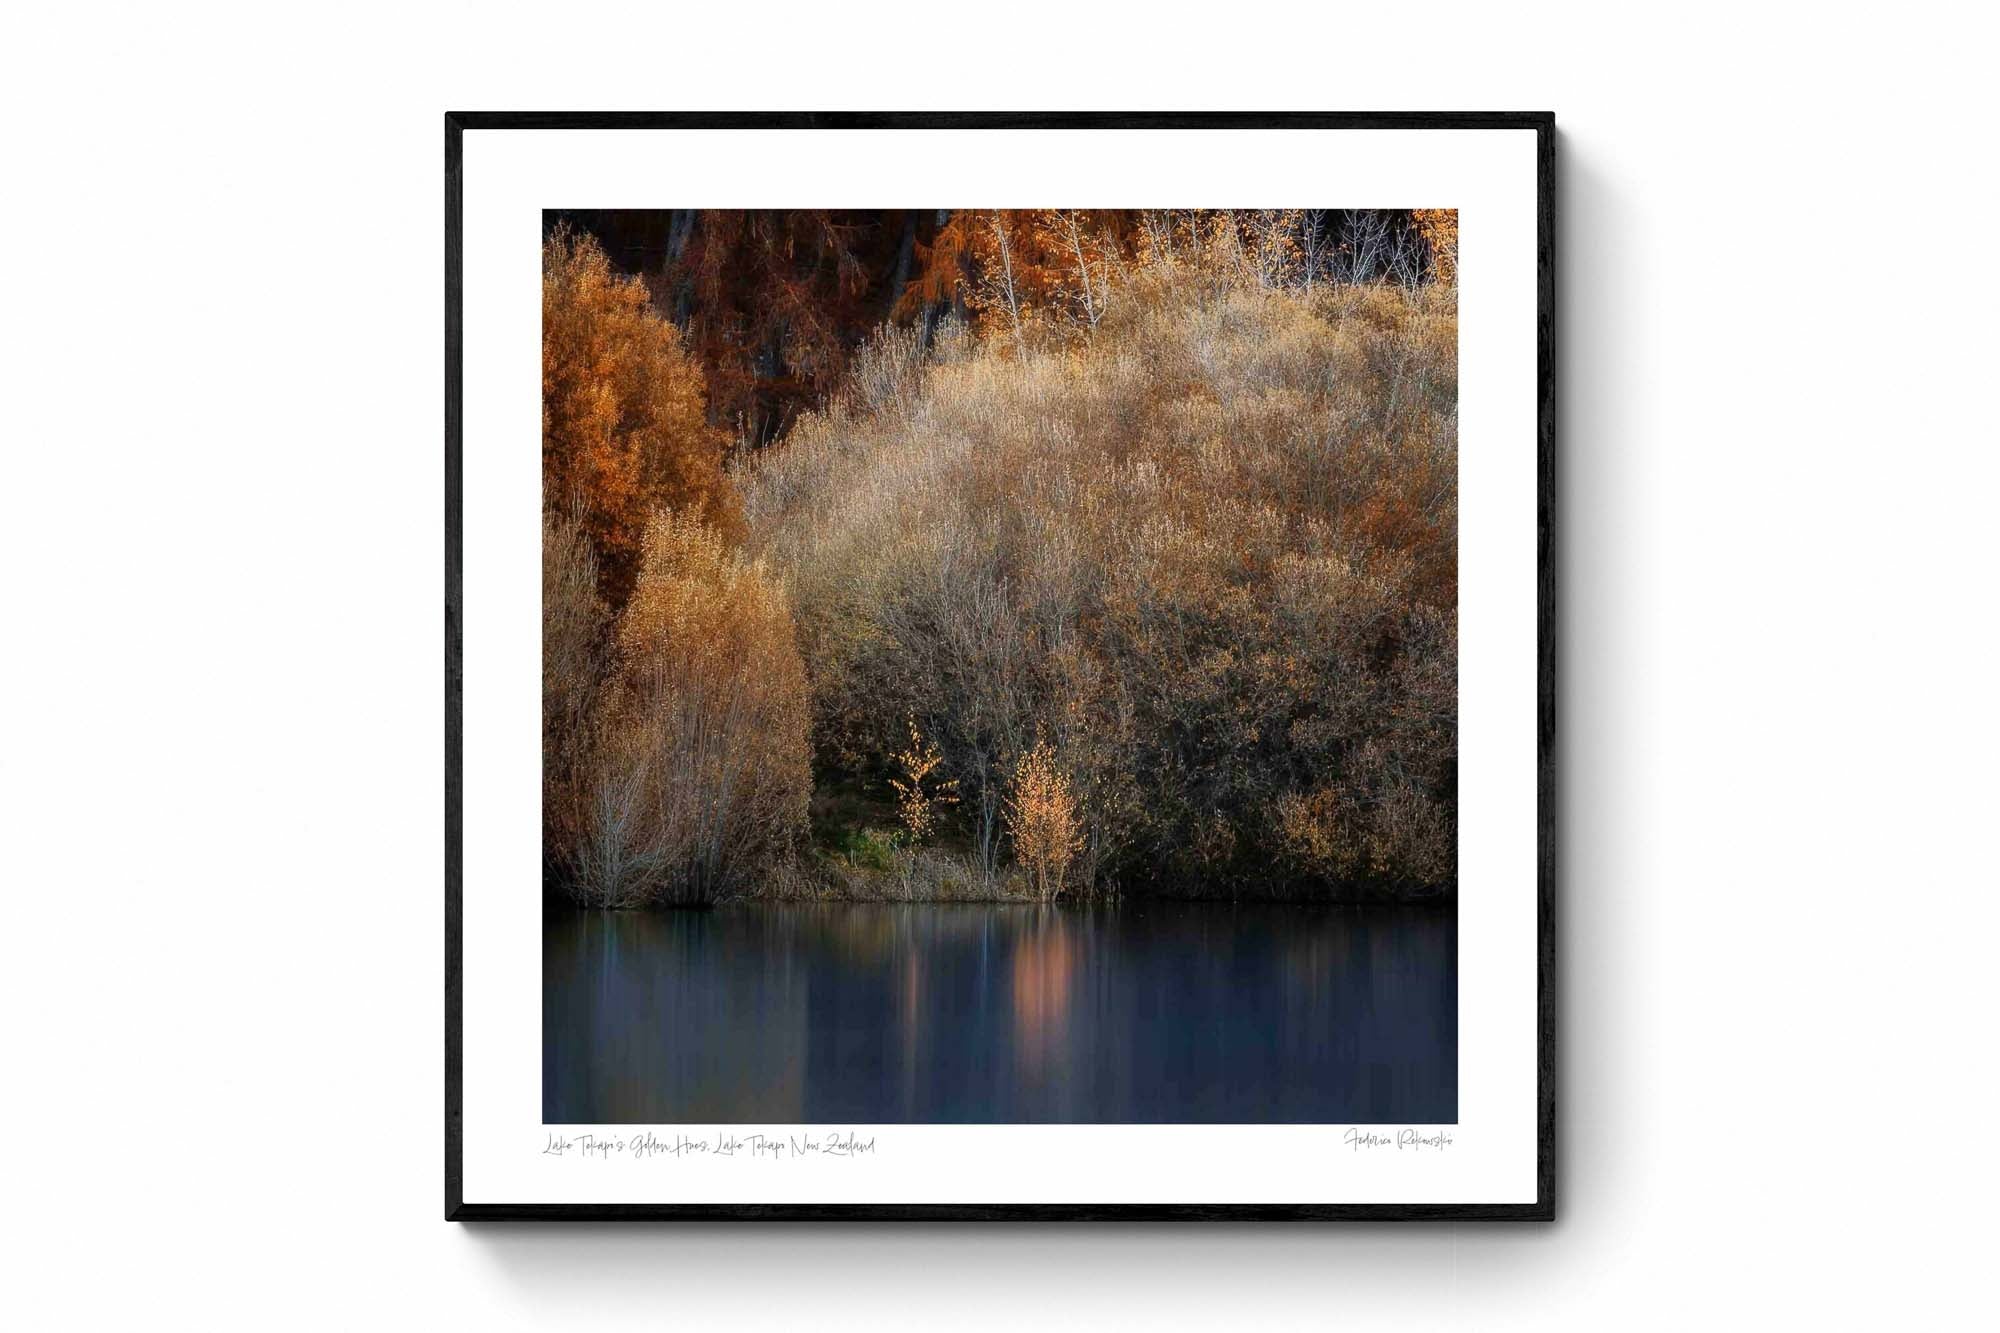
667 210 877 445
1411 209 1458 287
542 225 739 602
919 210 1129 342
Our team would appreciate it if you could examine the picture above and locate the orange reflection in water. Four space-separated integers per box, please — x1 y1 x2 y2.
1010 916 1077 1073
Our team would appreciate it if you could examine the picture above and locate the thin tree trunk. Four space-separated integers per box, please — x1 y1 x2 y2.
988 212 1024 350
1065 214 1099 329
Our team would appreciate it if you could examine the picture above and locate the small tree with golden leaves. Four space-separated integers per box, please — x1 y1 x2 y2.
889 717 958 845
1004 737 1084 899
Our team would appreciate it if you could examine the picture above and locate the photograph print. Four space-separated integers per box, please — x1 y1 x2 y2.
538 205 1462 1127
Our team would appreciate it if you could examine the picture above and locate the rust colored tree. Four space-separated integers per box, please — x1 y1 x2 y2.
542 225 739 603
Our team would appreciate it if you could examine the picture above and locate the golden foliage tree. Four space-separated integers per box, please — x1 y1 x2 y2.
1411 209 1459 287
582 513 811 905
889 717 959 845
543 226 740 603
1005 737 1084 899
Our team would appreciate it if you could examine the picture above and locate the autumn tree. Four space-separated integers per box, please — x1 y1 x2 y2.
542 225 739 603
896 208 974 336
1411 209 1459 287
632 210 952 447
889 717 958 845
1032 209 1119 329
1005 737 1084 899
556 513 811 907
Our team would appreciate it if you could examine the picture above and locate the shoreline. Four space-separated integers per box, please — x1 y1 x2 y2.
547 881 1457 912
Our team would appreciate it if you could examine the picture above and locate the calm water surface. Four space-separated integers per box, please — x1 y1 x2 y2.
544 901 1455 1123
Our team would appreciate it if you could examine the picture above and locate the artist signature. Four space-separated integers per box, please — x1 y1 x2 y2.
1342 1128 1456 1152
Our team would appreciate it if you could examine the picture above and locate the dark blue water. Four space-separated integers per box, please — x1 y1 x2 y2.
543 901 1455 1124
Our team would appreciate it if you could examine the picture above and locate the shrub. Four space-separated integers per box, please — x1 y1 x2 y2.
832 826 904 873
556 513 811 907
542 507 613 888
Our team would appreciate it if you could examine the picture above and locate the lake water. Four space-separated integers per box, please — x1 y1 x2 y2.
544 901 1456 1124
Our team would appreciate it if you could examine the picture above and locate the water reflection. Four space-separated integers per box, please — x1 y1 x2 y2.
544 901 1455 1124
1010 916 1076 1075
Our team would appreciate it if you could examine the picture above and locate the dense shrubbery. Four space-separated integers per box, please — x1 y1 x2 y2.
544 210 1458 905
741 271 1457 899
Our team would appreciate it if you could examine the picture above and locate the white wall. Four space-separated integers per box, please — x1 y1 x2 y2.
4 4 1992 1328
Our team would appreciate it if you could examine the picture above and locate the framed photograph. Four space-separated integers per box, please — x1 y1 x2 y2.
447 112 1554 1220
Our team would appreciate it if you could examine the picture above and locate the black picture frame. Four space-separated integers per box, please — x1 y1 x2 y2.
446 111 1556 1222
